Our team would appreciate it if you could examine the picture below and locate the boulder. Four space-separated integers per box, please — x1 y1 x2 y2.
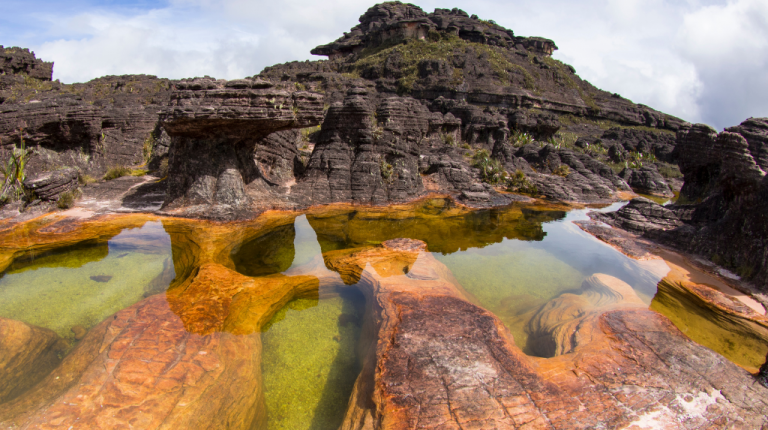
22 167 78 201
591 197 683 235
619 165 673 197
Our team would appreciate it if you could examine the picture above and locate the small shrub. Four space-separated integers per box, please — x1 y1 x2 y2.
442 133 456 147
103 166 131 181
624 151 657 169
506 170 538 195
510 130 534 147
1 127 32 202
552 164 570 177
294 82 307 91
380 159 394 183
158 158 169 178
78 174 97 185
472 149 505 185
57 188 82 209
142 133 155 163
300 125 321 142
130 169 148 177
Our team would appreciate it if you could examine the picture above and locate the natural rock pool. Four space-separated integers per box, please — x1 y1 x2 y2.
0 199 766 429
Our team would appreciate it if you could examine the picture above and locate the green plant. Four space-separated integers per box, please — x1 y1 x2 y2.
0 128 32 202
380 159 394 183
510 130 534 147
506 170 538 195
472 149 505 185
103 166 131 181
442 133 456 147
625 151 657 169
142 132 155 164
552 164 570 177
294 82 307 91
158 158 169 179
56 188 81 209
585 141 608 157
371 114 384 140
78 174 97 185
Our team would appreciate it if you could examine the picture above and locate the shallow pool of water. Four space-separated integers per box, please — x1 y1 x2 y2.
0 200 762 429
0 221 173 341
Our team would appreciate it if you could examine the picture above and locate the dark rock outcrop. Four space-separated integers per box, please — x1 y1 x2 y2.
159 77 324 218
592 197 683 235
619 165 673 197
601 127 678 163
595 118 768 291
311 3 557 60
22 167 78 201
503 143 631 203
1 3 688 219
726 117 768 171
1 46 53 81
0 73 173 178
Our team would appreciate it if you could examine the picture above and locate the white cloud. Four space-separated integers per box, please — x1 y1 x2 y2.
676 0 768 128
8 0 768 130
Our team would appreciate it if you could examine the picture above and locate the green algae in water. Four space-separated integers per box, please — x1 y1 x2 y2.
435 244 583 349
0 222 173 341
261 294 363 430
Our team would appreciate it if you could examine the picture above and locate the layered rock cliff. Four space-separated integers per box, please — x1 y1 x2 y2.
594 117 768 292
0 2 689 217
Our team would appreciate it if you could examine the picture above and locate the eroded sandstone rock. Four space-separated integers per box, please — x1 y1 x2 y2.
0 317 66 405
317 239 768 429
160 77 324 218
22 167 78 201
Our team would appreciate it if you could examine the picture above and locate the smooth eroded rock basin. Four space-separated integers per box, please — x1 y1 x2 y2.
0 199 766 429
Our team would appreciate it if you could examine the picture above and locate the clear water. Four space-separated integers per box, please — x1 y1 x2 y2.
0 221 173 342
0 201 759 429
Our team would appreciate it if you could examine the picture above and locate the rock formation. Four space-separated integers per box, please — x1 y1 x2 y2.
321 239 768 428
1 46 53 81
0 58 173 179
593 119 768 292
159 77 323 218
0 2 691 218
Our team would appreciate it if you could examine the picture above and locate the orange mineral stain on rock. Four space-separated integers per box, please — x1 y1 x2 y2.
0 205 767 429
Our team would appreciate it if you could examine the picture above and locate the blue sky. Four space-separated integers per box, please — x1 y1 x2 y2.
2 0 767 130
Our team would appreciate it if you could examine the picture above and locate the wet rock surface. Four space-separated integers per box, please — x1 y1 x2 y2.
0 317 66 405
325 240 768 429
0 212 767 428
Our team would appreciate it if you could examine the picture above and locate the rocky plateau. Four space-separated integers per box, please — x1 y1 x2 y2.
1 2 768 429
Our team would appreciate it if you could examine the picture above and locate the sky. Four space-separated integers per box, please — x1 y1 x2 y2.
1 0 767 130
